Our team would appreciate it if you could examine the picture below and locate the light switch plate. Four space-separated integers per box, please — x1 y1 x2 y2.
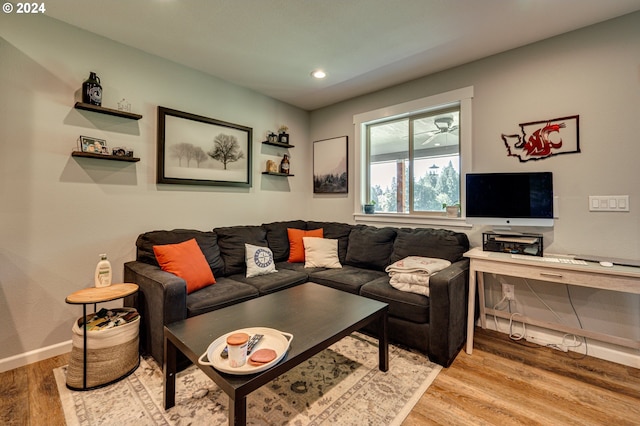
588 195 629 212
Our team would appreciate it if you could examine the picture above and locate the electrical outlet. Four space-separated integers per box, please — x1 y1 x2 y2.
501 283 515 300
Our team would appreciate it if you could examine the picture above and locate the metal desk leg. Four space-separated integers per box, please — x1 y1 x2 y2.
82 303 87 389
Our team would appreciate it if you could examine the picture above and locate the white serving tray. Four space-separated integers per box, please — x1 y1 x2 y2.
198 327 293 375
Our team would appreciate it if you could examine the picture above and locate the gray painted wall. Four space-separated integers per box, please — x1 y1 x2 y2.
0 15 311 364
309 12 640 365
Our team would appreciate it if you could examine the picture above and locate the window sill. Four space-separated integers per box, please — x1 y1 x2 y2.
353 213 472 229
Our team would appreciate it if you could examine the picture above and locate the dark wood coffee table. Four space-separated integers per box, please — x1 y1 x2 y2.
164 282 388 425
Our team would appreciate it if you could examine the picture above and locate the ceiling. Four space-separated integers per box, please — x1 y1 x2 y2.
47 0 640 111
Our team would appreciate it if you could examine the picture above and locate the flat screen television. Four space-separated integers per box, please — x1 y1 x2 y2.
465 172 554 227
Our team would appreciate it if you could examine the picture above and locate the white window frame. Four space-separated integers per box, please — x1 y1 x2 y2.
353 86 473 228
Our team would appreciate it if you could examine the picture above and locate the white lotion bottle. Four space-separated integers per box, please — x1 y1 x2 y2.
94 254 112 288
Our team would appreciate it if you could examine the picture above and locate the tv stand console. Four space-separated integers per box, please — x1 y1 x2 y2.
464 247 640 354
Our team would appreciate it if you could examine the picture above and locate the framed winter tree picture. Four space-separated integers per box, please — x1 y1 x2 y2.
157 106 252 187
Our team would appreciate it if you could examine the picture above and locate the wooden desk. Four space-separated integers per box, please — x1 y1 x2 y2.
65 283 139 390
464 247 640 354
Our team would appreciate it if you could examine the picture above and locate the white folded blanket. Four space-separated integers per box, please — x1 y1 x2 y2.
385 256 451 297
385 256 451 275
389 273 432 296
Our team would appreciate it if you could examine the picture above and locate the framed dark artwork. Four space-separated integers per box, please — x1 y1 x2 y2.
313 136 348 193
157 107 252 187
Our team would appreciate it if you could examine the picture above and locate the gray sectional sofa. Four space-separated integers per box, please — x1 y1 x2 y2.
123 220 471 367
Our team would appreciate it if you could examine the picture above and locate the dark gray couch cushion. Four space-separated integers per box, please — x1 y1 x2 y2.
345 225 396 271
306 221 352 263
214 226 268 276
309 265 387 294
360 276 430 323
262 220 308 262
275 261 324 274
390 228 469 264
135 229 225 278
186 277 259 317
229 269 308 295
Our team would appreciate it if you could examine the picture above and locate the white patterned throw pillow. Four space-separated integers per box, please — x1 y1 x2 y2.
245 244 278 278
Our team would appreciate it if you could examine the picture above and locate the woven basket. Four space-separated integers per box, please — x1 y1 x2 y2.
66 308 140 389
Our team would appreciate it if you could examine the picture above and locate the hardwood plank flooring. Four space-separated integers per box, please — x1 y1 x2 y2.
0 352 68 426
1 329 638 425
1 367 29 425
403 329 640 425
28 355 70 425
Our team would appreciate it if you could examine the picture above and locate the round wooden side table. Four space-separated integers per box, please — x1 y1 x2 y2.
65 283 139 390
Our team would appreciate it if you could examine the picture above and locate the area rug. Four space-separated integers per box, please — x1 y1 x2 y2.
54 332 441 425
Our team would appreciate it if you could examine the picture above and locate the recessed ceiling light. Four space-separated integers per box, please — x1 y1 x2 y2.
311 70 326 79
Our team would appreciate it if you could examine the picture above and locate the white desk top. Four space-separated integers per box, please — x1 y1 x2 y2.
464 247 640 280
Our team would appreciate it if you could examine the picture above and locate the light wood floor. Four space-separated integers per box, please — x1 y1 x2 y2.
2 328 639 425
404 329 640 425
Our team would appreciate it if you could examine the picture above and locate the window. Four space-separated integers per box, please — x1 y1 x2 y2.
368 107 460 213
354 87 473 224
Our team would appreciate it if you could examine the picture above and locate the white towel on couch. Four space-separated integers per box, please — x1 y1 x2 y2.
385 256 451 296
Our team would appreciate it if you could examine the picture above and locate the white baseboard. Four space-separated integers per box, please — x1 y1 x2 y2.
0 340 72 373
485 319 640 369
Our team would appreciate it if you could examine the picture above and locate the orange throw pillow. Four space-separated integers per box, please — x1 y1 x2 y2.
287 228 323 263
153 238 216 294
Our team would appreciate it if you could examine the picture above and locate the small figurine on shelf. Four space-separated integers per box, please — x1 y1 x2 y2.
266 159 278 173
279 154 290 174
278 125 289 144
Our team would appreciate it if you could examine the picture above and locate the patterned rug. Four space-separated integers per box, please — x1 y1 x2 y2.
54 332 441 425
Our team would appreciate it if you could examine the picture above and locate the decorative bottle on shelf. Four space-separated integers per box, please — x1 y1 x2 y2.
82 72 102 106
277 125 289 144
94 254 112 288
279 154 290 174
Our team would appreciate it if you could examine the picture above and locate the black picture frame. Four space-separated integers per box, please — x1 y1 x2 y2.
157 107 252 187
313 136 348 193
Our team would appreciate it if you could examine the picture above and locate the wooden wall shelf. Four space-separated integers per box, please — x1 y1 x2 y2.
262 141 294 149
262 172 294 177
72 151 140 162
74 102 143 120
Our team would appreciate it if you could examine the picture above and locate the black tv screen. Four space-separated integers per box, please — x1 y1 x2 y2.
465 172 554 227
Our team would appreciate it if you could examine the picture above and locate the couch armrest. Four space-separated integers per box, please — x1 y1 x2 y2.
123 261 188 365
427 258 470 367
